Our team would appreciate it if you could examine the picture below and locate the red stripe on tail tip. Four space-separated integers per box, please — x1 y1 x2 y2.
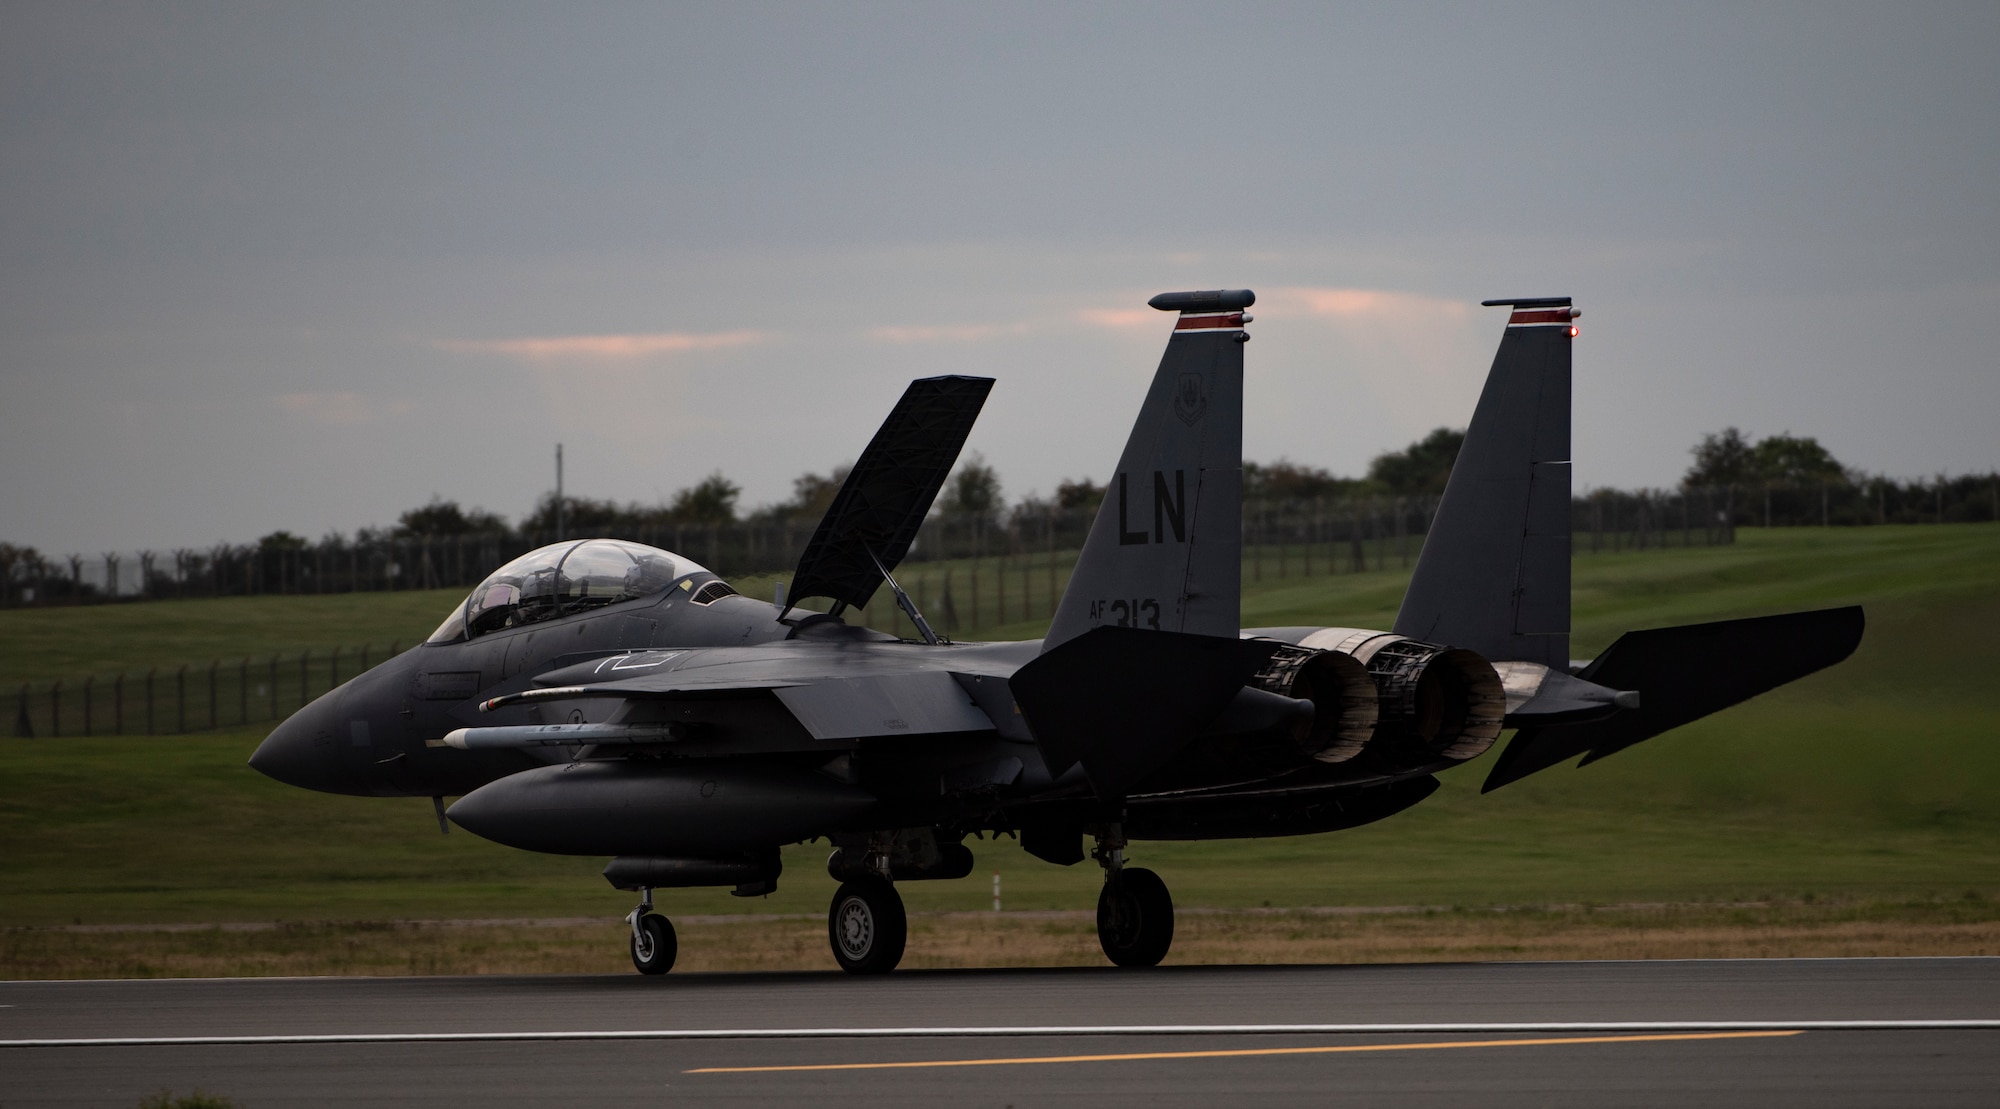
1507 307 1579 326
1176 312 1245 330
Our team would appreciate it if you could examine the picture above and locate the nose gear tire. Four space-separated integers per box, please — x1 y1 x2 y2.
1096 867 1174 967
630 913 677 975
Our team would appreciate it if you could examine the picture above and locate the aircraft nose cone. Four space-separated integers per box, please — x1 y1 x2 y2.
249 692 350 794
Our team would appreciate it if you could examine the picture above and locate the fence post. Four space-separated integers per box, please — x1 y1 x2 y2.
1046 547 1056 618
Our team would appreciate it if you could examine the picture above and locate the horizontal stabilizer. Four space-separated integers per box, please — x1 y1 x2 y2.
1011 625 1279 798
1482 606 1865 791
785 375 993 615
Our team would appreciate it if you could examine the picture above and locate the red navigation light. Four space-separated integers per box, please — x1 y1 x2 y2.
1568 326 1579 338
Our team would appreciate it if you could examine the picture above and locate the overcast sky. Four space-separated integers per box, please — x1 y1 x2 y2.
4 2 1996 554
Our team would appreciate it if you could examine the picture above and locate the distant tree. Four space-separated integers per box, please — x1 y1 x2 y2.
0 543 39 579
0 543 42 602
1245 459 1361 500
1054 478 1105 512
519 493 632 536
939 454 1004 523
778 466 852 521
1366 428 1465 496
257 531 307 551
1683 427 1758 488
394 498 508 538
1683 428 1848 489
667 472 741 525
1752 433 1848 485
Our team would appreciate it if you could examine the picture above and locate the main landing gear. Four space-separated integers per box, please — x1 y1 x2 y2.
828 873 908 975
1093 825 1174 967
626 887 678 975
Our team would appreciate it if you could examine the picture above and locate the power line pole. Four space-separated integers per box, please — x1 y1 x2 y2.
555 443 566 542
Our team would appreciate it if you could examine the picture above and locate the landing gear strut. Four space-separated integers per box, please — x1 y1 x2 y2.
1093 825 1173 967
627 886 677 976
828 852 907 975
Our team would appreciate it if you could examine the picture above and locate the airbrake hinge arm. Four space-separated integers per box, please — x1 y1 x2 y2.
868 548 945 646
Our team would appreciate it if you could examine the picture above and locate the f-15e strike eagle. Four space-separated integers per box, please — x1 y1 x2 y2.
251 290 1863 975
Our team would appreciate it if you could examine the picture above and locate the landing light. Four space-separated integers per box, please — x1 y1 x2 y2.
1568 326 1579 338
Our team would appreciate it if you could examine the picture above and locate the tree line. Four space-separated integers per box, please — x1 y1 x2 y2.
388 428 1474 542
2 427 1994 607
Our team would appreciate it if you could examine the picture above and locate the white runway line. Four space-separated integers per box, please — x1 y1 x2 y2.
5 1020 1999 1049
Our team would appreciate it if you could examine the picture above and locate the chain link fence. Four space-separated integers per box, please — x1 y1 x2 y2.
2 488 1783 738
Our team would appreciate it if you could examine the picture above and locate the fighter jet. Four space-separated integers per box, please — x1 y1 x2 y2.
251 290 1863 975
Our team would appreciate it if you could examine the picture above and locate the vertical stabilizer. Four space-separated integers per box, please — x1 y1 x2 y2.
1043 290 1251 651
1392 298 1577 666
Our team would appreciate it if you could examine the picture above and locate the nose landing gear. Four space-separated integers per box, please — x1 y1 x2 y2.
1093 825 1174 967
626 887 678 976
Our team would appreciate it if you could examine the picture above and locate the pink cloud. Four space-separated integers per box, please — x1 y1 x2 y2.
1073 307 1155 330
866 322 1014 344
1264 286 1473 321
273 392 413 426
434 329 768 362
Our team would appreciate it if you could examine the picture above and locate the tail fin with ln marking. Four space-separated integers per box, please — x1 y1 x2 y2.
1043 290 1252 651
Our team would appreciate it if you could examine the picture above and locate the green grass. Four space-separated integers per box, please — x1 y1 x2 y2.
1 525 1996 929
0 590 461 685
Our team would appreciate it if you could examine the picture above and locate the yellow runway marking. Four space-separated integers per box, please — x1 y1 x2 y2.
686 1029 1803 1073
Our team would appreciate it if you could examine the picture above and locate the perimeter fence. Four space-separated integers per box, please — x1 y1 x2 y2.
6 486 1761 739
0 484 1839 608
11 641 406 740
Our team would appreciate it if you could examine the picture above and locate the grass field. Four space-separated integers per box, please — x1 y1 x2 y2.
2 525 1997 975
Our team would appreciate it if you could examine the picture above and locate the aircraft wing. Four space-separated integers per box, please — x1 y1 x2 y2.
476 649 997 740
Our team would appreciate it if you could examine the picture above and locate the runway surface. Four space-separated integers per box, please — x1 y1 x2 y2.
5 958 1996 1107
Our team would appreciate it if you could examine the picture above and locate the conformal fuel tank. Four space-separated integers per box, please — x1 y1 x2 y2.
446 760 876 856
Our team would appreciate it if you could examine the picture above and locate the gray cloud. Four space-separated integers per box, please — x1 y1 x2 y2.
4 2 1996 552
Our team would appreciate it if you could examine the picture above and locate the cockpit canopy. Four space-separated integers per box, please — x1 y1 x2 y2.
426 540 703 644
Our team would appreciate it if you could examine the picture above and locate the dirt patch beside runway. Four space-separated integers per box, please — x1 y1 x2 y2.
6 897 1998 979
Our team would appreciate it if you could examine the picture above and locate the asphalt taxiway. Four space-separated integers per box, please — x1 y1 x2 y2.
4 958 1995 1107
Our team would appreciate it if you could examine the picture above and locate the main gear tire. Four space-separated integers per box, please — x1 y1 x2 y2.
828 877 907 975
1096 867 1174 967
630 912 677 976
